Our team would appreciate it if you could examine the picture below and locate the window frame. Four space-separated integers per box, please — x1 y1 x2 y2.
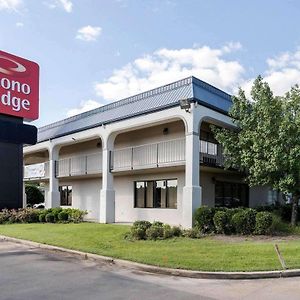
59 185 73 206
134 178 177 209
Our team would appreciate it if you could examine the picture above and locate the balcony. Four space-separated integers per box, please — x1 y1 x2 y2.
111 138 225 172
56 152 102 178
24 161 50 180
111 138 186 172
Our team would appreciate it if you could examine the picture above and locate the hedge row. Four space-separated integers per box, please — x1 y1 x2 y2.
126 221 201 240
0 207 87 224
194 206 274 235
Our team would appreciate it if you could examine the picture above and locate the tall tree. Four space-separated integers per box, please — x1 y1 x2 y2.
212 76 300 225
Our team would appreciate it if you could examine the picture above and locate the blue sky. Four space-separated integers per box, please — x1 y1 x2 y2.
1 0 300 127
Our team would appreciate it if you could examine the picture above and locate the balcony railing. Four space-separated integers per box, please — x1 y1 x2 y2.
111 138 186 171
56 152 102 178
24 161 50 180
200 140 225 167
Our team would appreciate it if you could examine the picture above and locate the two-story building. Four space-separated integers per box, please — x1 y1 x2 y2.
23 76 276 228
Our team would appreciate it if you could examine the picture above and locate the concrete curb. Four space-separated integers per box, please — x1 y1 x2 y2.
1 235 300 280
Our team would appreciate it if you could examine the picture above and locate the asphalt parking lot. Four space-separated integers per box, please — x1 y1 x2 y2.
1 240 300 300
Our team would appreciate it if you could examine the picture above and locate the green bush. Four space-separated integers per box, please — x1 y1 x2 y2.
183 228 201 239
163 224 173 239
232 209 256 235
38 212 47 223
194 206 215 233
255 212 273 235
146 222 164 240
213 210 229 234
17 208 40 223
45 213 55 223
50 207 63 221
64 208 87 223
25 184 44 205
171 226 182 237
58 211 69 222
130 220 152 240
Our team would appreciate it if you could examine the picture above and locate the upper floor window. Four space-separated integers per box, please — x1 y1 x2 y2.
134 179 177 209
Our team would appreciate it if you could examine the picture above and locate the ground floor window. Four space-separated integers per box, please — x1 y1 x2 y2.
59 185 72 206
134 179 177 209
215 181 248 208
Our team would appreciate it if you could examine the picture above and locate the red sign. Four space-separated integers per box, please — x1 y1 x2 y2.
0 50 39 121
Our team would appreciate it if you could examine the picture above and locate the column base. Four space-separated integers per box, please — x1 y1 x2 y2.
47 191 60 208
182 186 202 228
100 189 115 223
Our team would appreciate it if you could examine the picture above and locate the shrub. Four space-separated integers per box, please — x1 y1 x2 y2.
38 212 47 223
255 212 273 235
163 224 173 239
130 220 152 240
17 208 39 223
194 206 215 233
45 213 55 223
65 208 87 223
25 184 44 205
213 210 228 234
146 222 164 240
58 211 69 222
50 207 63 221
171 226 182 237
232 209 256 235
183 228 201 239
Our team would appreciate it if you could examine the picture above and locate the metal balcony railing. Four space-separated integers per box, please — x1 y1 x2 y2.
111 138 186 171
56 152 102 178
24 161 50 180
200 140 225 167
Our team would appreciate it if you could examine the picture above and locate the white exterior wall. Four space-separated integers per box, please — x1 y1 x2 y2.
59 178 101 220
114 170 184 226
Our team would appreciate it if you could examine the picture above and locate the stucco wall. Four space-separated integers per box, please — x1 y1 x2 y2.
59 178 101 220
114 170 185 225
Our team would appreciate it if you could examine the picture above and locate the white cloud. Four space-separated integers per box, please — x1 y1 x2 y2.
242 48 300 96
67 100 103 117
94 43 244 101
45 0 72 13
15 22 23 27
0 0 22 11
76 25 102 41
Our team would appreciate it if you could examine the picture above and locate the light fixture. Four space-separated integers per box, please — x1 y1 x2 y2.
179 99 191 112
72 137 76 141
163 128 169 135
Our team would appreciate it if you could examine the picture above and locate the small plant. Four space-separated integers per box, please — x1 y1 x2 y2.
194 206 215 233
255 212 273 235
38 212 47 223
213 210 228 234
146 223 164 240
232 209 256 235
58 211 69 222
171 226 182 237
45 213 55 223
183 228 201 239
130 220 152 240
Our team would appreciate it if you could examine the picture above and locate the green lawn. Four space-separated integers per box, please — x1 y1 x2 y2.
1 223 300 272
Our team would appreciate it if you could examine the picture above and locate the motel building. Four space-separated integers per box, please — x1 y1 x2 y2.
23 76 277 228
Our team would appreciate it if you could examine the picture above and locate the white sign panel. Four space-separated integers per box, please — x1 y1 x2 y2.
24 163 45 178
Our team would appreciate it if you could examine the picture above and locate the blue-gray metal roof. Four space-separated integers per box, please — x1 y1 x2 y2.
37 76 232 142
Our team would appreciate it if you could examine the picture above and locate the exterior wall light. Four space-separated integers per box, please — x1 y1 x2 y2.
179 99 191 112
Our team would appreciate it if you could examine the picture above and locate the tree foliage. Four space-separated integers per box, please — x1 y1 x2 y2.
212 76 300 225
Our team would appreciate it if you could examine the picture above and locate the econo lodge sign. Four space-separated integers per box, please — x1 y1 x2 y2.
0 50 39 121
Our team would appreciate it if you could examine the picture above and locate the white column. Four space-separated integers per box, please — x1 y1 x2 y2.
22 181 27 208
99 135 115 223
182 105 202 228
47 146 60 208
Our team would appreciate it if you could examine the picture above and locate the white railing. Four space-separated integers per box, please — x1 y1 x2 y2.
24 161 50 180
56 152 102 177
111 138 186 171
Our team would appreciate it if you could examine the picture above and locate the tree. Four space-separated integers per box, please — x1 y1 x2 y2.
212 76 300 226
25 184 44 206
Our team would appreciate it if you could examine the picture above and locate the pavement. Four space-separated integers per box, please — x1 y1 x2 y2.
1 240 300 300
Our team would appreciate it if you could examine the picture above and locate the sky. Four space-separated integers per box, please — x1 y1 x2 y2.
1 0 300 127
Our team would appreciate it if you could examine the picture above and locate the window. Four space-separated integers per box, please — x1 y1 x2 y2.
215 181 248 208
134 179 177 209
59 185 72 206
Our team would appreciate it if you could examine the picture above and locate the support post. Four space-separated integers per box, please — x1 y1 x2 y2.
47 145 60 208
182 105 202 228
99 135 115 223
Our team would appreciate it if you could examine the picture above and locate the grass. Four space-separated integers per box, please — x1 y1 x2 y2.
2 223 300 272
